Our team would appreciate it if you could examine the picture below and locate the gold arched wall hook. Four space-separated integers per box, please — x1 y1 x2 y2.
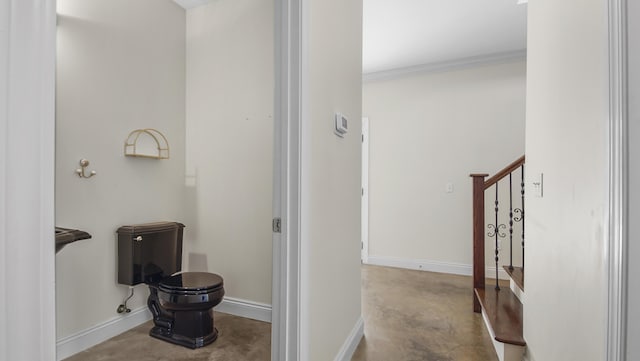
75 159 97 178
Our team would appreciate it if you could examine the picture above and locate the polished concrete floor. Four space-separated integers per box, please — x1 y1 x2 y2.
64 265 497 360
352 265 497 361
64 312 271 361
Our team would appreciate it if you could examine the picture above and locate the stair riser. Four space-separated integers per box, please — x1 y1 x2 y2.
481 308 525 361
510 279 525 304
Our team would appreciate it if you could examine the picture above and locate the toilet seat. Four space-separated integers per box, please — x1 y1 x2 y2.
157 272 225 309
159 272 223 295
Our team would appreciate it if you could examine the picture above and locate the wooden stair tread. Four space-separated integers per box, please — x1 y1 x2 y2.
503 266 524 291
475 287 526 346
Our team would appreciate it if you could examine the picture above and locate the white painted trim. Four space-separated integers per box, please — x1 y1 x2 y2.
2 1 57 360
333 317 364 361
172 0 215 10
0 3 9 358
510 279 525 304
361 117 370 263
366 256 510 280
480 307 525 361
298 0 311 359
272 0 304 360
215 297 272 323
606 0 628 360
271 0 285 357
523 349 535 361
56 306 152 361
362 49 527 83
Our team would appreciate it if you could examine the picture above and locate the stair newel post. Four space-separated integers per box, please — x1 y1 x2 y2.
471 173 488 313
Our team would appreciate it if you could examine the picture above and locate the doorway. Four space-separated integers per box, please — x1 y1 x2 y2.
53 0 284 359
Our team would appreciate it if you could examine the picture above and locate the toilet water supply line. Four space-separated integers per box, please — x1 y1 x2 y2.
117 286 134 314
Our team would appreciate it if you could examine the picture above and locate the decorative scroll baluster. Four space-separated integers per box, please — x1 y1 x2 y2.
487 183 507 291
521 165 525 270
509 173 514 271
470 156 524 313
513 166 525 270
494 184 500 290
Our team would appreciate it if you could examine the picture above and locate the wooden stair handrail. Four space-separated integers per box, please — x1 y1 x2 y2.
484 155 525 190
469 155 525 313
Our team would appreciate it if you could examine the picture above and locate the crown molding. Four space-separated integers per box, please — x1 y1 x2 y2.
173 0 215 10
362 49 527 83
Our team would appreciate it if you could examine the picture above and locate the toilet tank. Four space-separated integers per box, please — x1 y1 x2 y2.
117 222 185 286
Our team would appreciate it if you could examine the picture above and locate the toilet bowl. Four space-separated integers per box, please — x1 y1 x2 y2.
117 222 225 349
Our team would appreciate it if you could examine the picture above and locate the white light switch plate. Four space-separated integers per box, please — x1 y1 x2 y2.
445 182 454 193
533 173 543 198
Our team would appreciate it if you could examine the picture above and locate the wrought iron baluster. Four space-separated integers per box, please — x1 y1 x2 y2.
494 183 500 290
521 165 525 270
487 184 506 290
509 173 514 271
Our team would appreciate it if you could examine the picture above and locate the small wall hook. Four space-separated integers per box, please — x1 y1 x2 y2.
75 159 97 178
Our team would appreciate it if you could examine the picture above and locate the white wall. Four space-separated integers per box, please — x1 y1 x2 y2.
184 0 274 305
627 0 640 358
524 1 608 360
55 0 186 339
363 61 526 271
302 0 363 359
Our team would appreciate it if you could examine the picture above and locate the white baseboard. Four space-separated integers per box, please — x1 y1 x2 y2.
56 306 152 361
56 297 272 360
334 316 364 361
522 347 536 361
214 297 272 323
366 256 510 280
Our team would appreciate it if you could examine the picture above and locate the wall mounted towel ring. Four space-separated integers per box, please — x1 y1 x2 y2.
76 159 97 178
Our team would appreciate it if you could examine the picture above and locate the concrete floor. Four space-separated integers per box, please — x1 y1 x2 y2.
64 265 497 360
352 265 497 361
64 312 271 361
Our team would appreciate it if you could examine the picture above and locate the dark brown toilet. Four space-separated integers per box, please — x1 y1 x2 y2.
117 222 224 348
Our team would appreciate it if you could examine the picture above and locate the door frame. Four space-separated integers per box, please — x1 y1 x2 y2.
361 117 370 263
1 0 57 359
272 0 305 359
0 0 303 360
606 0 628 359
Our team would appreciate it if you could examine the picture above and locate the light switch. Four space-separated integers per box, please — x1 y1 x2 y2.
445 182 454 193
533 173 543 198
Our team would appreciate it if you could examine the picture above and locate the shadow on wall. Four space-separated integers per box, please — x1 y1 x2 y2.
183 176 199 241
189 253 209 272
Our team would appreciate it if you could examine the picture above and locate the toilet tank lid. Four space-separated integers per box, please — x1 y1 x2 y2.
117 222 185 236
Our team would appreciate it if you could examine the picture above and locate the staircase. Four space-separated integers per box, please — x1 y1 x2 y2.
470 156 526 361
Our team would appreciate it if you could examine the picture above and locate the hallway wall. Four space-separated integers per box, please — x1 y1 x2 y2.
524 0 608 360
303 0 364 359
363 60 526 272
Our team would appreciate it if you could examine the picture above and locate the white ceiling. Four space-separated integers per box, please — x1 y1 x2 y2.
363 0 527 74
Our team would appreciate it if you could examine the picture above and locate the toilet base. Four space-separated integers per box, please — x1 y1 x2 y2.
147 285 221 349
149 324 218 349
